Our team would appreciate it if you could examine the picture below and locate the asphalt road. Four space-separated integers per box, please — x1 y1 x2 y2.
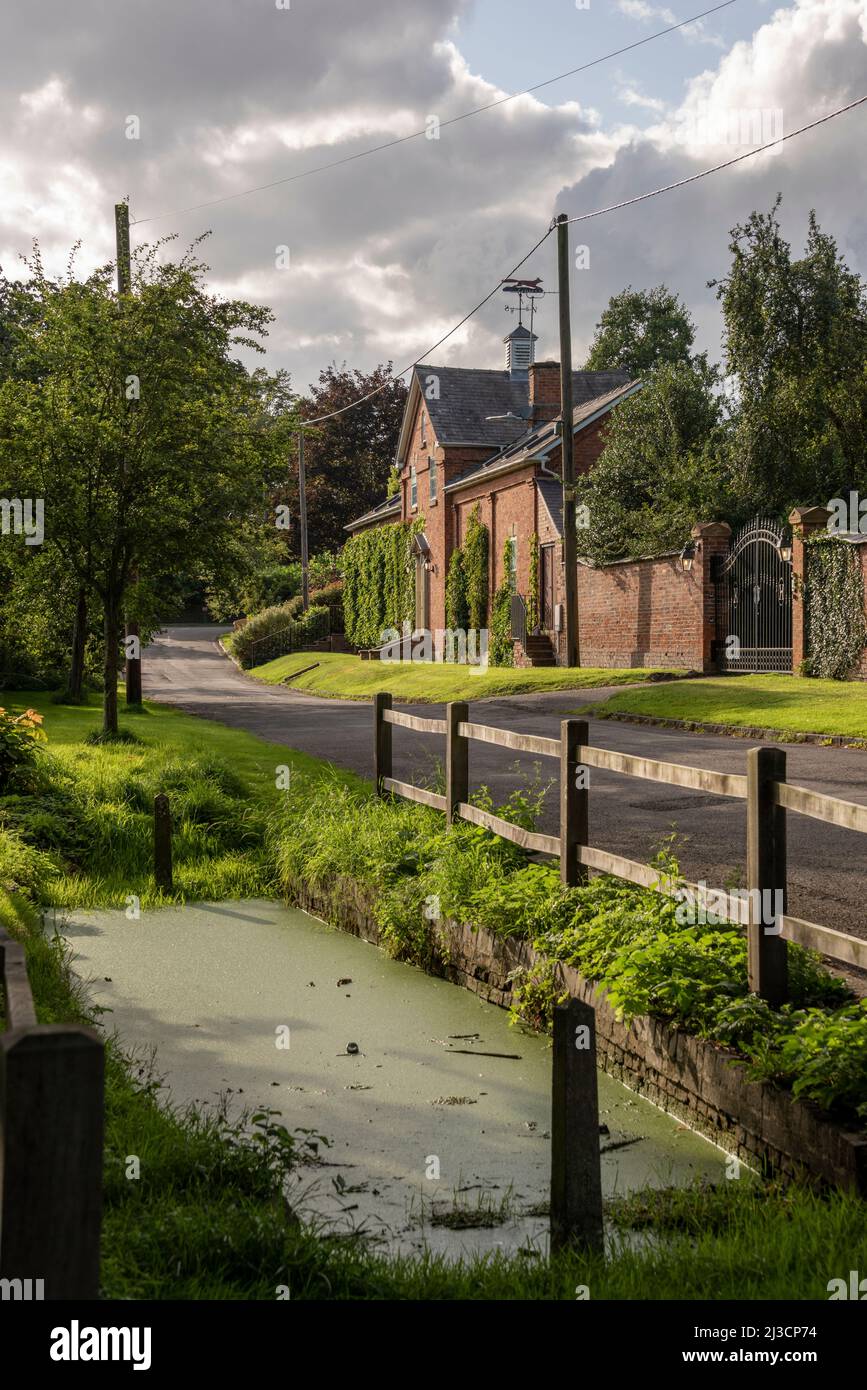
143 625 867 948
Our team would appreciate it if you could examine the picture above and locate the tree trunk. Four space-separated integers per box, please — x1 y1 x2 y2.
102 600 120 736
68 585 88 703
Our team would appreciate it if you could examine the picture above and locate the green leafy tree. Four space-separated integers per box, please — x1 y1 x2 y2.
585 285 698 375
576 359 730 563
0 239 282 734
712 198 867 513
295 364 407 553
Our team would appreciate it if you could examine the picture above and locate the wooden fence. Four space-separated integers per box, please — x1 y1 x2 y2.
0 927 104 1298
373 692 867 1005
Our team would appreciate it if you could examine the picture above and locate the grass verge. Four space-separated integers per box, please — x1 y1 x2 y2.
235 648 685 702
581 674 867 740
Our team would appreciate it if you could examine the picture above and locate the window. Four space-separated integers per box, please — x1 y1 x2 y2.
429 456 438 503
508 536 518 592
420 410 427 445
410 465 417 510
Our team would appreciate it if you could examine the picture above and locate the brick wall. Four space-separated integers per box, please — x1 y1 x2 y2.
576 553 705 670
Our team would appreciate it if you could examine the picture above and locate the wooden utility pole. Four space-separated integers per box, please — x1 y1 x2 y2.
556 213 580 669
115 200 142 707
298 431 310 611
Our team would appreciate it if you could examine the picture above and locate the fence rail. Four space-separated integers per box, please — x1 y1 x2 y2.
373 693 867 1000
0 927 104 1298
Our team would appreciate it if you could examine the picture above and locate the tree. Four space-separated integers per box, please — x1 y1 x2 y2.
712 197 867 514
0 239 283 734
585 285 698 376
576 359 731 563
294 363 407 553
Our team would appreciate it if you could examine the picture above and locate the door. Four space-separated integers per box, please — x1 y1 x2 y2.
540 544 555 630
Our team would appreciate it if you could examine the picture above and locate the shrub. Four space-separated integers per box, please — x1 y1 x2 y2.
0 706 46 792
231 604 329 667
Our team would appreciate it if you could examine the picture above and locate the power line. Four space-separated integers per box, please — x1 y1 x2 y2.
301 226 555 426
301 91 866 428
563 93 867 227
132 0 741 227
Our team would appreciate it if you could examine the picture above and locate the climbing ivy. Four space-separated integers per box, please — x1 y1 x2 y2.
804 533 867 679
490 539 514 667
445 546 469 634
341 518 424 648
527 532 540 634
463 504 489 632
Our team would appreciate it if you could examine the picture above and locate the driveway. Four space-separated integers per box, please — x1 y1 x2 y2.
143 625 867 949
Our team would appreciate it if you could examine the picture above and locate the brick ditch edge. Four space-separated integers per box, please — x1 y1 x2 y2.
594 709 867 750
290 876 867 1195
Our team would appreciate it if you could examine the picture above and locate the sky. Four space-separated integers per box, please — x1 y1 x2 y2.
0 0 865 392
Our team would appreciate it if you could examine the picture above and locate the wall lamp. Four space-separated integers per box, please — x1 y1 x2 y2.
679 540 697 573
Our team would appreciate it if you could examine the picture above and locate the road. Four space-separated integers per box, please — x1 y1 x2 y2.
143 625 867 949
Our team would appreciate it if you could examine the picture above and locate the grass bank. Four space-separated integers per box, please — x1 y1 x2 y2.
2 691 866 1299
582 674 867 741
235 647 684 702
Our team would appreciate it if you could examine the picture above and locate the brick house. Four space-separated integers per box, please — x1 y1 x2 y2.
345 325 639 665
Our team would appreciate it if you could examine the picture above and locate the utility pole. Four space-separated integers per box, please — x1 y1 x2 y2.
297 430 309 611
556 212 580 669
115 200 142 706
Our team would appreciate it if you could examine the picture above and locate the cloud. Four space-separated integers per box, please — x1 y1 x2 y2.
617 0 726 47
0 0 863 397
558 0 867 365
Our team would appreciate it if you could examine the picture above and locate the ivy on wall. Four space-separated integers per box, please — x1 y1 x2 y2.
527 532 540 634
463 504 489 633
804 533 867 679
341 518 424 648
490 539 514 667
445 547 469 633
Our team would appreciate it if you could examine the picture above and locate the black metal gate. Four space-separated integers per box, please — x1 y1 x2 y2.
713 517 792 673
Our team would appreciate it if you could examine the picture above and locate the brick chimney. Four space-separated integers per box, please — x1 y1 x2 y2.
528 361 561 427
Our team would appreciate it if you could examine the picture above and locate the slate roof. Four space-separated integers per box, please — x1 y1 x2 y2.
445 378 642 492
344 492 400 533
410 364 530 448
409 364 633 449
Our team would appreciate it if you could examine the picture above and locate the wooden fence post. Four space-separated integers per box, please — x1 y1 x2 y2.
445 701 469 826
550 996 604 1254
374 692 392 797
746 746 788 1007
154 792 173 893
0 1025 104 1298
561 718 589 888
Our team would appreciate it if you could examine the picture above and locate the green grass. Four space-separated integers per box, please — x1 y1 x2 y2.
238 648 683 702
0 691 367 910
581 674 867 740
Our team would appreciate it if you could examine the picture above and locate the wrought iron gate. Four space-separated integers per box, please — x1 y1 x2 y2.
713 517 792 673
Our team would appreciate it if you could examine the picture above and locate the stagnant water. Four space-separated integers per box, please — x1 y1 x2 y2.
60 899 732 1257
